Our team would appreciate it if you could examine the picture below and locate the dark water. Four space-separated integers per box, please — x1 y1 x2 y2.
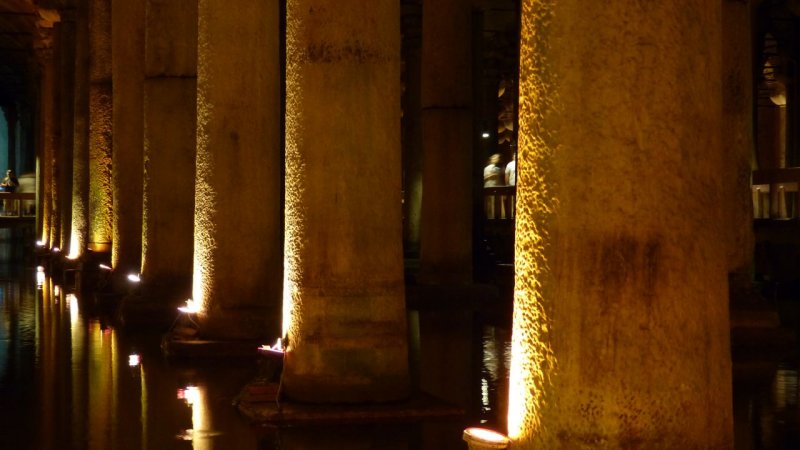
0 227 796 449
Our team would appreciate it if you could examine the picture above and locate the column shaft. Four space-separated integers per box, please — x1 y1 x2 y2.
418 0 473 284
722 1 755 278
110 0 144 280
283 0 409 402
69 1 89 259
56 18 76 252
509 1 732 447
193 0 282 339
140 0 197 305
37 47 56 246
88 0 113 252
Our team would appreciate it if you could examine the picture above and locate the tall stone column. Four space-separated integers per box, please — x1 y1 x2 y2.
192 0 282 339
36 46 56 246
509 1 732 448
55 10 78 254
110 0 144 285
283 0 410 402
88 0 113 253
4 105 17 173
722 1 755 291
418 0 473 284
140 0 197 307
69 0 89 259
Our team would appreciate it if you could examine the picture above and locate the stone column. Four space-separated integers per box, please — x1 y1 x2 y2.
36 46 56 246
418 0 473 284
192 0 282 339
56 15 77 252
283 0 409 403
140 0 197 307
88 0 113 253
110 0 144 285
722 1 755 291
509 1 732 448
4 105 17 173
69 0 89 259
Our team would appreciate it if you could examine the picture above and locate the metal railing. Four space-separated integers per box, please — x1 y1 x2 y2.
0 192 35 218
483 186 516 220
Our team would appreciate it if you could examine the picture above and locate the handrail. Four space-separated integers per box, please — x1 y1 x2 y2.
483 185 516 220
0 191 35 219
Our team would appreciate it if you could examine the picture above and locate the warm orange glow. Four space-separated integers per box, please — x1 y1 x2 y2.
178 299 201 314
68 229 82 260
463 427 511 448
507 0 557 445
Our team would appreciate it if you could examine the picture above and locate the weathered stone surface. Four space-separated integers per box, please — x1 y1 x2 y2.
509 1 733 448
283 0 410 403
111 0 144 280
192 0 282 340
88 0 113 252
139 0 197 308
418 0 473 285
69 0 89 258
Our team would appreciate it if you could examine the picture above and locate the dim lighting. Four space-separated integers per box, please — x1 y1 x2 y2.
482 132 491 139
127 273 141 283
98 264 112 271
178 299 200 314
129 354 141 367
463 427 510 449
259 338 284 354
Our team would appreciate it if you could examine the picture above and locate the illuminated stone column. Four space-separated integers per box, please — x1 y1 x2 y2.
110 0 144 283
510 1 732 448
69 0 90 259
192 0 281 339
56 16 77 252
418 0 473 284
140 0 197 306
88 0 113 253
36 46 56 246
283 0 410 402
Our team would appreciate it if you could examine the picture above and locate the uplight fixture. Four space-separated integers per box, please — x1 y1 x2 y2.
52 247 60 253
98 264 112 271
36 240 44 247
462 427 510 450
178 299 200 314
482 132 491 139
127 273 141 283
258 338 284 354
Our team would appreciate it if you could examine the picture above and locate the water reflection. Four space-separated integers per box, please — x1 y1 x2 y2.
0 265 261 450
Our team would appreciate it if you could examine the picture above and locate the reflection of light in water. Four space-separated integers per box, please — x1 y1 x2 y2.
36 266 45 289
67 294 79 326
773 369 799 410
177 385 216 448
128 354 140 367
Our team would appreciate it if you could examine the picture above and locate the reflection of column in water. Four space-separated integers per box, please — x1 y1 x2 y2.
773 368 799 410
88 321 115 450
178 384 211 450
481 326 512 429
